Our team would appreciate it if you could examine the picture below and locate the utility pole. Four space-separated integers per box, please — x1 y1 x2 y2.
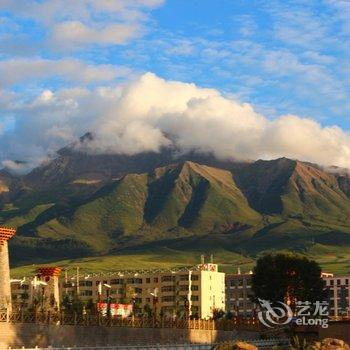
76 267 80 297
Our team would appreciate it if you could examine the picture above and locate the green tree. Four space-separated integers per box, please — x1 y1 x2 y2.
251 253 325 309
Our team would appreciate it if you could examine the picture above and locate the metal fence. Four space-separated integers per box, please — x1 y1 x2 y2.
0 311 261 331
6 338 290 350
7 345 214 350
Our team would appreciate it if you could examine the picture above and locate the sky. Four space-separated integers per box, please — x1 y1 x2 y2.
1 0 350 171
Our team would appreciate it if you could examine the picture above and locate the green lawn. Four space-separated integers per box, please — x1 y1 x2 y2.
10 248 255 277
10 244 350 278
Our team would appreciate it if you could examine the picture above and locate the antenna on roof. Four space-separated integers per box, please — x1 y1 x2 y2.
201 254 205 264
210 254 213 263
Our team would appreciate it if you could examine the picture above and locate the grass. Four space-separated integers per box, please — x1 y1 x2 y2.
4 203 54 228
10 242 350 278
10 247 255 278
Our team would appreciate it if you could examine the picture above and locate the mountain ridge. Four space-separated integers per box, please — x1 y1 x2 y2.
1 143 350 269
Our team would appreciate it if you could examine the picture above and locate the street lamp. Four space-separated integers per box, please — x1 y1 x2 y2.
97 282 111 316
150 287 158 320
31 276 47 311
104 283 112 317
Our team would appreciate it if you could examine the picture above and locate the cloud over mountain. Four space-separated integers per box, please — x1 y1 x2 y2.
2 72 350 171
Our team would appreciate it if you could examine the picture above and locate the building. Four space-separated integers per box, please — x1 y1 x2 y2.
11 267 61 312
0 227 16 311
225 271 256 317
323 274 350 317
61 263 225 319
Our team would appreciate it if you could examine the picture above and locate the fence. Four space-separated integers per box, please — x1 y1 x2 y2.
7 345 213 350
6 338 290 350
0 311 261 331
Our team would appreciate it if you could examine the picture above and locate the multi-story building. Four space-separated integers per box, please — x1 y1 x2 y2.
61 263 225 319
11 267 61 311
225 271 256 317
323 274 350 317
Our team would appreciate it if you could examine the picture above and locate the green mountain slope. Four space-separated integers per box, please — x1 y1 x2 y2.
17 161 261 253
1 152 350 271
234 158 350 223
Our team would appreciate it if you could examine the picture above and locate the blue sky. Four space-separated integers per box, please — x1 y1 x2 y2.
1 0 350 170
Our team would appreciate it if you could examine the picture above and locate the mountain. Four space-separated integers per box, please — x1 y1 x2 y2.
1 143 350 271
234 158 350 222
7 161 262 255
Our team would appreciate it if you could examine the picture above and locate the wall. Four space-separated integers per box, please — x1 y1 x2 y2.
0 323 241 348
0 242 11 312
294 320 350 344
318 321 350 344
200 270 225 318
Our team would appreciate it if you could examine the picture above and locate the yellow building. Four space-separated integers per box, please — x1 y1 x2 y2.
62 263 225 319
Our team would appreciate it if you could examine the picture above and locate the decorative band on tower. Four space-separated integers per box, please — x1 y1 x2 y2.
0 227 16 311
37 267 62 277
0 227 16 245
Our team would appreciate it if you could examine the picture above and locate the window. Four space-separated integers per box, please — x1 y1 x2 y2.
179 285 189 291
135 287 142 294
79 281 92 287
191 275 199 281
180 275 189 281
154 277 158 283
330 280 334 286
161 276 175 282
126 278 142 284
161 296 175 302
146 278 150 283
161 285 175 292
191 295 199 301
191 285 198 291
110 279 124 285
337 279 341 285
81 290 93 296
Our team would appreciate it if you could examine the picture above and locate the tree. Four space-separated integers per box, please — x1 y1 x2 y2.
251 253 325 310
212 308 225 320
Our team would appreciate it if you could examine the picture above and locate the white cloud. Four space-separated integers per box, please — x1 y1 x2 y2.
2 73 350 170
77 73 350 169
0 58 130 87
51 21 141 49
0 0 164 49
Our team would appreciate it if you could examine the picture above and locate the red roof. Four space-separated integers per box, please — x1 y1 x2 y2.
0 227 16 245
37 267 62 277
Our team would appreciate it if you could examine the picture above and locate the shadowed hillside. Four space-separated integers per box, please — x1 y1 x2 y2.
0 146 349 270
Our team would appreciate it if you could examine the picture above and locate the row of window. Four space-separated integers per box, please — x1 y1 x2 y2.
227 279 252 287
328 279 350 286
79 285 199 296
65 281 200 291
161 295 199 302
65 274 201 288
